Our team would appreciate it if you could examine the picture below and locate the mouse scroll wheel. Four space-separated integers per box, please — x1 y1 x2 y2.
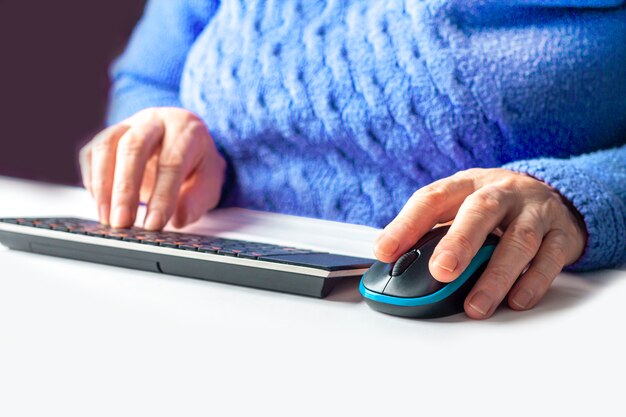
390 250 421 277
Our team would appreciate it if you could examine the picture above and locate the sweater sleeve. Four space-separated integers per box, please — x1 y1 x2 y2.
482 0 625 7
106 0 220 125
503 144 626 271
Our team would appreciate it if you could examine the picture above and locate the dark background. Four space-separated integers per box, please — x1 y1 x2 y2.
0 0 146 185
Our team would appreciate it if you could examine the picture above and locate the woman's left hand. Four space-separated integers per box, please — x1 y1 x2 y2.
373 168 588 319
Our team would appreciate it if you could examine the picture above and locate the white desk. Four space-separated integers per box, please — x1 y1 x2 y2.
0 175 624 416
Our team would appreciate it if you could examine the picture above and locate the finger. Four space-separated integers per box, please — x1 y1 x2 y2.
170 158 224 228
373 172 477 263
139 152 160 204
143 120 206 230
79 144 93 196
90 124 131 225
428 185 517 283
464 211 548 319
508 229 567 311
110 121 164 228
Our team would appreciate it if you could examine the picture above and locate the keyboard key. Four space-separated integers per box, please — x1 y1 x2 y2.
238 252 262 259
197 246 218 253
179 244 200 251
217 249 241 256
123 237 142 243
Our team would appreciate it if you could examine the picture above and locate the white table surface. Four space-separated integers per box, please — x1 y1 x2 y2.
0 175 624 416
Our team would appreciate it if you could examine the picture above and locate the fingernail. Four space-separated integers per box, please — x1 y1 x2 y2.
468 291 493 316
111 205 131 228
511 289 534 310
144 211 165 231
374 233 400 257
433 251 458 273
98 204 110 225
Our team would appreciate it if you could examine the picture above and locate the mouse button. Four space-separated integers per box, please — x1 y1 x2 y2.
382 256 447 298
382 236 447 298
413 230 444 259
412 226 450 251
390 250 420 277
361 261 393 294
384 262 447 298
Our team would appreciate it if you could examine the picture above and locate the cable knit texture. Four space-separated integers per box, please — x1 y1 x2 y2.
108 0 626 270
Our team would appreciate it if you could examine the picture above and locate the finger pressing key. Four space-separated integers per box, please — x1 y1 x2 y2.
90 123 131 225
78 144 93 196
110 120 164 228
144 116 206 230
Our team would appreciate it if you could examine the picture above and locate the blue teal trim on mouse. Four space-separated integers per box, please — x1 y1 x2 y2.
360 245 496 307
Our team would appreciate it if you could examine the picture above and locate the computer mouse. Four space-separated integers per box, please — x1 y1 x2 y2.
360 226 499 319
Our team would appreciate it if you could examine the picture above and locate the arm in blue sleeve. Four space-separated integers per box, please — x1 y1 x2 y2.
503 144 626 271
480 0 625 7
106 0 220 125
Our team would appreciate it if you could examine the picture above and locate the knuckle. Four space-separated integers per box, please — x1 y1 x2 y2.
482 265 514 293
413 185 448 212
149 191 175 212
524 204 543 222
117 134 146 158
455 168 482 181
179 110 203 124
390 216 419 237
543 240 567 269
158 151 185 172
546 195 566 215
182 121 208 148
467 190 501 217
91 179 110 197
443 231 475 254
92 135 113 153
506 224 541 258
187 116 205 132
112 179 136 195
496 177 519 193
528 267 555 290
167 110 204 133
135 107 159 121
185 126 206 150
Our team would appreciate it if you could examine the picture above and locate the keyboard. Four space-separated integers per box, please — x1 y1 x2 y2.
0 217 375 297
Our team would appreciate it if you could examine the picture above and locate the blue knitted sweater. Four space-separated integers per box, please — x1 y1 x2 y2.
107 0 626 270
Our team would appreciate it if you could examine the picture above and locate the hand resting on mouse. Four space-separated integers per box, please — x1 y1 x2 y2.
373 168 588 320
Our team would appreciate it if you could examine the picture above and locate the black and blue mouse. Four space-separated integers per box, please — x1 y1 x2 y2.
360 226 499 319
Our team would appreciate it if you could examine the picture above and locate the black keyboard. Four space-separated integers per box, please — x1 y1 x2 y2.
0 217 374 297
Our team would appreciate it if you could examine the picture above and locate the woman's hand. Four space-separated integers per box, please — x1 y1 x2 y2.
373 168 588 319
79 107 227 230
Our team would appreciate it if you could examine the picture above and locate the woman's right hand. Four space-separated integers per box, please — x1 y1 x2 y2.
79 107 227 231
